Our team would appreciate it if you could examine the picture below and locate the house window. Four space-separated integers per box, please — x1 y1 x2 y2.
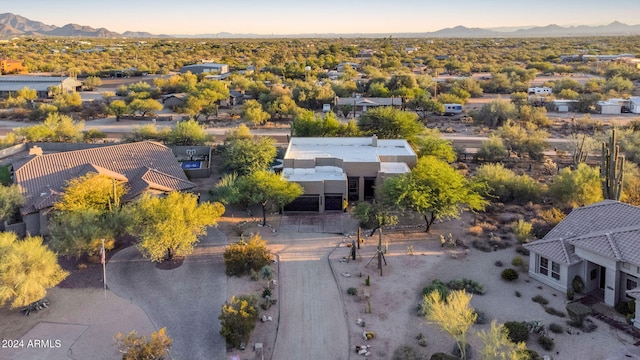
627 279 638 291
551 262 560 281
539 256 549 276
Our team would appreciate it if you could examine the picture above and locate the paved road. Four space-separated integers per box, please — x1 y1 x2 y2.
107 228 228 360
270 232 350 360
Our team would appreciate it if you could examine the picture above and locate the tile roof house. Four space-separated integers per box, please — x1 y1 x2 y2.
524 200 640 326
14 141 195 235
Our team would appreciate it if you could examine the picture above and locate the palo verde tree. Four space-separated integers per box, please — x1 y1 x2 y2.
0 233 69 309
16 112 85 142
219 295 259 349
381 156 488 232
222 125 277 176
0 184 25 227
49 173 127 257
223 234 273 276
422 290 477 360
165 119 213 145
115 327 173 360
357 107 424 143
235 170 303 226
130 192 225 262
548 163 603 209
478 320 528 360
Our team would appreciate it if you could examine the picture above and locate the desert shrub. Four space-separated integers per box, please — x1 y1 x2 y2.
430 353 458 360
501 268 519 281
511 256 525 268
416 333 428 347
473 310 488 324
566 302 592 327
262 288 272 298
544 306 566 317
504 321 529 343
260 265 274 280
615 301 632 315
475 163 542 204
219 295 259 349
511 220 533 243
494 260 503 267
478 221 498 233
467 225 483 236
223 235 273 276
472 240 492 252
515 245 530 256
537 335 555 351
347 287 358 296
532 295 549 305
249 269 259 281
422 280 450 300
515 291 521 297
392 344 425 360
539 207 566 226
549 323 564 334
447 278 486 295
515 348 542 360
572 275 585 294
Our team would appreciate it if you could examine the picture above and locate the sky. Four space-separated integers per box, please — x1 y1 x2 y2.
3 0 640 35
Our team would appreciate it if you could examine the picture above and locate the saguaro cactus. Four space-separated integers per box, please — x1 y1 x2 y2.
601 129 624 200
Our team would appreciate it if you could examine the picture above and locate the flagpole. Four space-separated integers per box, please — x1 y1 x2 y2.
101 239 107 299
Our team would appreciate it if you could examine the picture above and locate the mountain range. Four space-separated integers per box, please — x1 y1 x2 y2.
1 12 640 38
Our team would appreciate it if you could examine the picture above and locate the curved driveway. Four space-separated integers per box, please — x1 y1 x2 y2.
107 227 228 360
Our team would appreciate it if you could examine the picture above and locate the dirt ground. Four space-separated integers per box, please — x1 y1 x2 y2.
329 214 638 359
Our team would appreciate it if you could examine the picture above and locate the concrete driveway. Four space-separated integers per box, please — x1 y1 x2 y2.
270 232 350 360
107 227 228 360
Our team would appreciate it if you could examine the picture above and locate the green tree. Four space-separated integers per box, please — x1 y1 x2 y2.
0 184 25 226
184 80 229 120
115 327 173 360
381 156 487 232
49 173 126 257
474 100 516 128
123 124 170 143
358 107 424 143
475 135 508 162
166 119 212 145
16 113 85 142
414 129 457 163
241 99 271 126
475 163 541 204
407 94 444 119
219 295 259 349
106 99 128 121
131 192 225 262
478 320 527 360
16 87 37 101
497 121 549 160
236 170 303 226
129 98 163 117
422 290 476 360
352 201 398 236
0 233 69 309
548 163 603 209
223 234 273 276
222 125 277 176
83 76 102 91
54 173 126 213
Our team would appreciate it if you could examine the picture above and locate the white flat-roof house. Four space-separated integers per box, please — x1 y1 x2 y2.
282 136 417 212
524 200 640 327
528 86 553 95
630 97 640 114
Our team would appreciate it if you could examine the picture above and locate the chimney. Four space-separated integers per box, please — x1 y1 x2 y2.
372 134 378 147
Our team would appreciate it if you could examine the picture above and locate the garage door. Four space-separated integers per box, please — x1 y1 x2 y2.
284 195 320 212
325 194 343 211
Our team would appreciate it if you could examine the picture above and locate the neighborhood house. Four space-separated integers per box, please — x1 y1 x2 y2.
524 200 640 327
282 136 416 212
13 141 196 235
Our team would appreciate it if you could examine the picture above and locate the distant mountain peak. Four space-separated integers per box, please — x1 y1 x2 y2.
0 12 638 39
